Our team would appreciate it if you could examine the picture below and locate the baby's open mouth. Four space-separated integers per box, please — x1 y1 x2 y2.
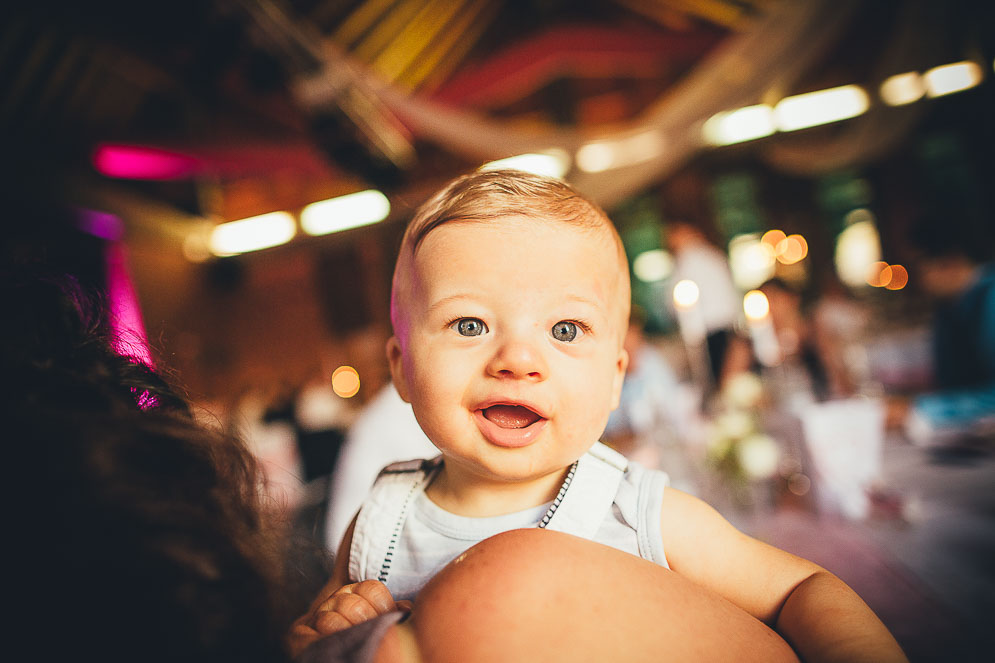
482 404 543 429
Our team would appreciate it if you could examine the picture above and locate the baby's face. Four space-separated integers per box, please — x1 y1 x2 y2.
388 216 628 485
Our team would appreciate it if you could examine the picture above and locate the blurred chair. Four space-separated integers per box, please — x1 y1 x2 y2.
799 398 886 519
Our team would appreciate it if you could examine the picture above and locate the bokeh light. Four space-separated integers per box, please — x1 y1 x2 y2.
880 72 925 106
774 85 869 131
761 229 787 248
885 264 908 290
182 223 214 263
480 149 571 178
743 289 770 321
736 434 780 480
835 219 882 288
866 261 893 288
575 141 614 173
301 190 390 236
729 233 776 290
105 242 153 368
209 212 296 256
632 249 674 283
576 130 665 173
703 104 776 146
775 234 808 264
673 279 700 309
787 473 812 496
93 143 199 180
331 366 361 398
77 209 125 241
924 61 983 97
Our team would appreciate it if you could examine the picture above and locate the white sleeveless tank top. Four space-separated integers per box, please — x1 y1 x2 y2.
348 442 670 602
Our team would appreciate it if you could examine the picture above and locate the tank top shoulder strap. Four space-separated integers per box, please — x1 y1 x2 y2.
629 461 670 566
348 456 441 583
544 441 628 540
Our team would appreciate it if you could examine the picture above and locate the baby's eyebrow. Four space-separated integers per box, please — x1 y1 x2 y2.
425 293 476 314
560 293 607 311
424 292 607 316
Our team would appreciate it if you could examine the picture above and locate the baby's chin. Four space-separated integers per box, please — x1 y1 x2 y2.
463 447 580 483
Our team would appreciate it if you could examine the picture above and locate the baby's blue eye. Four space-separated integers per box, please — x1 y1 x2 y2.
551 321 580 342
452 318 488 336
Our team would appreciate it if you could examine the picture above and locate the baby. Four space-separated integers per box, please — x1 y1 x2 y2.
322 170 905 662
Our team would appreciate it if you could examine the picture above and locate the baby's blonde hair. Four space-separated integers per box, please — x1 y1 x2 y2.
390 169 630 340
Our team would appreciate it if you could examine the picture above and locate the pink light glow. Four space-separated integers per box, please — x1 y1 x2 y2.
104 241 154 369
93 143 200 180
76 208 124 240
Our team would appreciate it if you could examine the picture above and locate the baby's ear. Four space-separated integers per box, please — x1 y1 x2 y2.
386 336 411 403
609 348 628 410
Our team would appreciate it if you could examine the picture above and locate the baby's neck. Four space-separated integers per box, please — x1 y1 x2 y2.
425 462 572 518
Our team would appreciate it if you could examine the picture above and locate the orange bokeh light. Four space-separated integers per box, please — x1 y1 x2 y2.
762 229 786 248
331 365 361 398
885 264 908 290
867 261 893 287
775 234 808 264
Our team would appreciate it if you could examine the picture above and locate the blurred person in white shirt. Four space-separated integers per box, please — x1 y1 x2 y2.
324 383 438 552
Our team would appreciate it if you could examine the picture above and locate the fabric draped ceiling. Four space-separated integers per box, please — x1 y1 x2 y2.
298 0 957 206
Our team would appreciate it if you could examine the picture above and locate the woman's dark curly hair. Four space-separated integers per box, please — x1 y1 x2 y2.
2 266 190 414
5 267 292 662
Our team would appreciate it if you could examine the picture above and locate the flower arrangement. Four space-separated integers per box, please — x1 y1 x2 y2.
705 372 780 487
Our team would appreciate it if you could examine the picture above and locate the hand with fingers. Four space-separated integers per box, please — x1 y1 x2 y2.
288 579 410 656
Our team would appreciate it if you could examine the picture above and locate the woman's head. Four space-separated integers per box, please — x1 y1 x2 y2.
6 267 291 662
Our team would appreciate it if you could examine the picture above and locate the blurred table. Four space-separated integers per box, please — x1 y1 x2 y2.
740 433 995 662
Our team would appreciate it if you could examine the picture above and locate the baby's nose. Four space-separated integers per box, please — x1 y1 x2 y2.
486 337 547 381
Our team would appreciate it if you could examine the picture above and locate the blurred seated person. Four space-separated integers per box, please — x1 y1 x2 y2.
761 277 857 401
602 307 682 461
811 276 868 396
721 277 857 404
893 216 995 443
